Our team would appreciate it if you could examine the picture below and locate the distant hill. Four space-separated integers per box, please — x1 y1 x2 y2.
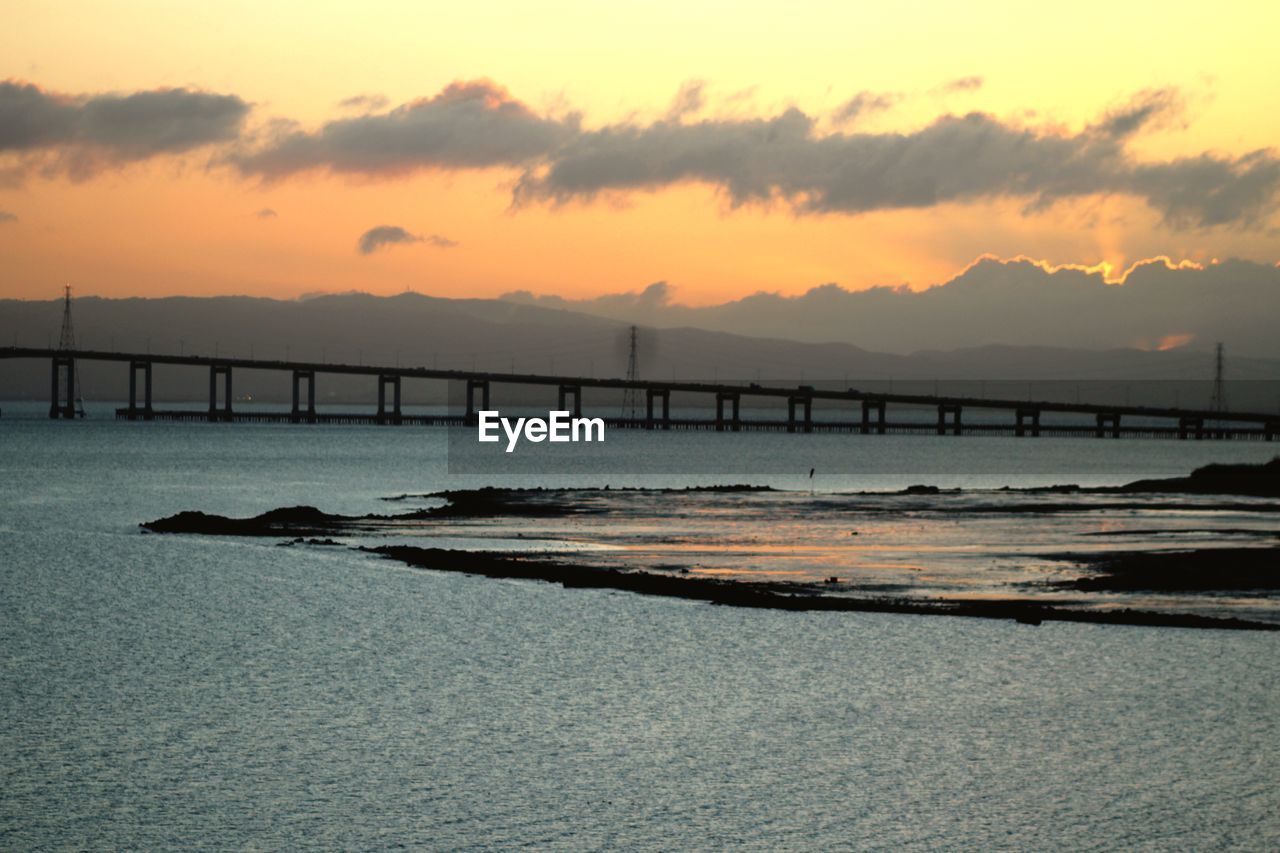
2 292 1278 409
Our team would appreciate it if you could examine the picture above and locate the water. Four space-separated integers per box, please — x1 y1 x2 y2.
2 403 1278 848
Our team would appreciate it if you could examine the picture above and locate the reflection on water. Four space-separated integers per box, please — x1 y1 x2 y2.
369 487 1280 623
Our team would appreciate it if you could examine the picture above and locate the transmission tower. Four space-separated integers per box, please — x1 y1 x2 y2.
58 284 77 350
1209 342 1227 413
621 324 641 420
57 284 87 417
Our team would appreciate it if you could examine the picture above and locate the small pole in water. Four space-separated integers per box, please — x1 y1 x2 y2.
809 467 815 495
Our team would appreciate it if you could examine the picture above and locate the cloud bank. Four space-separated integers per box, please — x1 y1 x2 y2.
0 80 248 178
231 82 1278 229
233 80 576 178
4 77 1278 229
501 257 1280 357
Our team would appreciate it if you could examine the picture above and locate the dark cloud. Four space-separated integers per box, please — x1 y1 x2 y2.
254 207 277 219
338 93 389 112
833 91 900 124
357 225 457 254
0 80 249 177
0 210 16 223
358 225 420 254
501 258 1280 357
512 103 1280 228
6 76 1275 229
232 79 576 178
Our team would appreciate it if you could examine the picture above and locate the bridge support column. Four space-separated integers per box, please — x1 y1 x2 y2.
291 370 316 423
1265 422 1278 442
860 400 886 435
128 361 153 420
645 388 670 429
1015 408 1040 437
208 366 232 422
716 393 740 432
788 395 813 433
1095 412 1120 438
49 356 75 419
1178 416 1204 440
557 384 582 417
937 403 962 436
377 375 402 424
465 379 490 424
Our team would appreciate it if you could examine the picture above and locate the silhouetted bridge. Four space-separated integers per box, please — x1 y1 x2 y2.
3 347 1277 440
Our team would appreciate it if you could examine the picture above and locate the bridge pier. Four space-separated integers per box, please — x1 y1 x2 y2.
465 379 490 424
49 356 76 419
127 361 153 420
1266 422 1278 442
1015 408 1041 437
291 370 316 423
645 388 670 429
716 392 741 431
788 395 813 433
860 400 886 435
377 374 402 424
208 366 232 422
1178 416 1204 440
937 403 962 436
1095 412 1121 438
557 384 582 417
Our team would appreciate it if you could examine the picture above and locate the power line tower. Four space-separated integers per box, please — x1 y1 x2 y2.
621 324 641 421
57 284 86 417
58 284 78 351
1209 342 1227 414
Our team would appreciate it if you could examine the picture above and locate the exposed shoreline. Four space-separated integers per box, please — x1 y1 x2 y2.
359 544 1278 631
139 459 1280 631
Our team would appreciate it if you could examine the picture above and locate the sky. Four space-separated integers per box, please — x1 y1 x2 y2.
1 0 1278 304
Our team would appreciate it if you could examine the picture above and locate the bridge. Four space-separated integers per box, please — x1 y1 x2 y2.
3 346 1278 440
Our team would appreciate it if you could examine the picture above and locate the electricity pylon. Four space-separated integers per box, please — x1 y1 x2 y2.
1209 342 1227 414
621 324 641 421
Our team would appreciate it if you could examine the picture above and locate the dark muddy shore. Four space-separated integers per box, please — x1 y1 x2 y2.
362 545 1276 631
1049 548 1280 592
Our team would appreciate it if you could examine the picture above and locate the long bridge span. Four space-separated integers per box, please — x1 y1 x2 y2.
3 346 1278 440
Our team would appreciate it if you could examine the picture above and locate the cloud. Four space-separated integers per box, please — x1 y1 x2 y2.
512 101 1280 228
254 207 277 219
664 80 706 122
6 77 1276 229
833 91 900 124
1094 88 1184 139
357 225 457 254
0 210 16 223
0 79 249 178
338 93 389 112
938 76 984 93
232 79 576 179
501 257 1280 357
358 225 420 254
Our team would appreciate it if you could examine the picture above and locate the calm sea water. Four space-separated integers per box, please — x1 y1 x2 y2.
2 402 1278 849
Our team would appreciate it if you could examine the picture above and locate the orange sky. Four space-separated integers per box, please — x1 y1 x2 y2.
1 0 1278 303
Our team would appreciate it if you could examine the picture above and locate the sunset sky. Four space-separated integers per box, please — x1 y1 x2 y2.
2 0 1278 304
